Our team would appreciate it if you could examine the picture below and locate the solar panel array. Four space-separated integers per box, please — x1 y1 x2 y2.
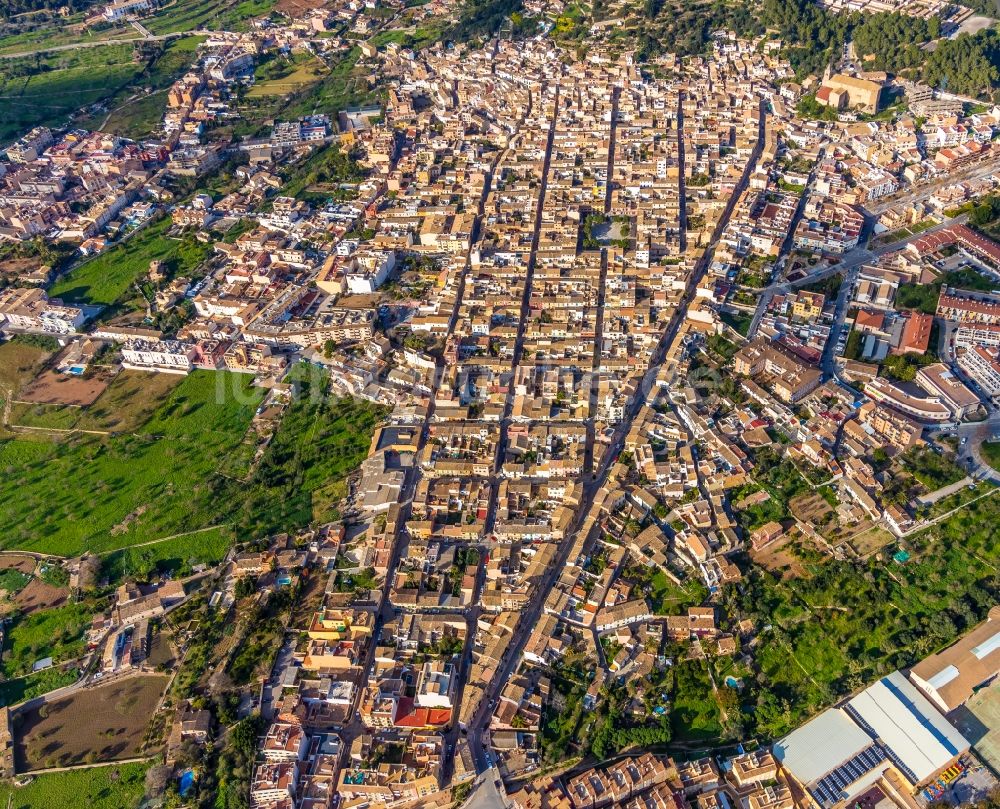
809 745 887 808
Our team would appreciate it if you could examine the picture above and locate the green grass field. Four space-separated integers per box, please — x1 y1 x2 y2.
0 762 148 809
232 47 374 139
0 666 78 708
234 363 388 537
0 339 52 395
0 370 263 556
100 90 170 140
49 217 211 307
77 36 206 139
101 525 233 583
3 602 91 677
248 52 326 97
0 46 143 142
76 371 182 433
143 0 275 34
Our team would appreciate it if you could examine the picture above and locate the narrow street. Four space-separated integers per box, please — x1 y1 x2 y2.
467 94 769 775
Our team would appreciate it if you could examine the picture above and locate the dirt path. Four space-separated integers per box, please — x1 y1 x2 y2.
95 523 231 555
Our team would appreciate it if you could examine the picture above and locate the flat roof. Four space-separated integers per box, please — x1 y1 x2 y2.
847 672 969 784
773 708 872 785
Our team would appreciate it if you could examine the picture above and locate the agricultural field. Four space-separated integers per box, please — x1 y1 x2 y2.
0 667 78 709
101 525 233 583
48 217 211 308
0 11 132 57
78 36 207 138
0 556 69 617
8 370 181 435
0 370 263 556
0 763 147 809
143 0 276 35
248 51 327 97
15 675 167 770
0 46 145 142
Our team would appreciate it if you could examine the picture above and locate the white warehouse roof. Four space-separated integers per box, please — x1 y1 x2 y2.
773 707 872 784
845 671 969 784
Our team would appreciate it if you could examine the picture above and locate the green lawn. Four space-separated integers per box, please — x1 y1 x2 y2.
0 370 263 556
49 217 211 307
981 441 1000 472
3 602 91 677
0 762 148 809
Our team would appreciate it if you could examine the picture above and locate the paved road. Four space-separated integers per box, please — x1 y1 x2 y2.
866 158 1000 218
465 768 508 809
469 82 559 774
927 413 1000 483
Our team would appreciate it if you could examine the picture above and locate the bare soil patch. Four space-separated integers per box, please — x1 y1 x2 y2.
750 533 808 580
0 257 45 278
15 674 167 771
145 631 175 670
848 526 895 559
12 578 68 615
0 556 37 576
274 0 327 15
18 368 116 407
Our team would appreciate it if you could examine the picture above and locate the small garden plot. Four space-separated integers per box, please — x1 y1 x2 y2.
3 603 91 678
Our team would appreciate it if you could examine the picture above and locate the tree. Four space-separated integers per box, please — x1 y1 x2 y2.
234 576 257 599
